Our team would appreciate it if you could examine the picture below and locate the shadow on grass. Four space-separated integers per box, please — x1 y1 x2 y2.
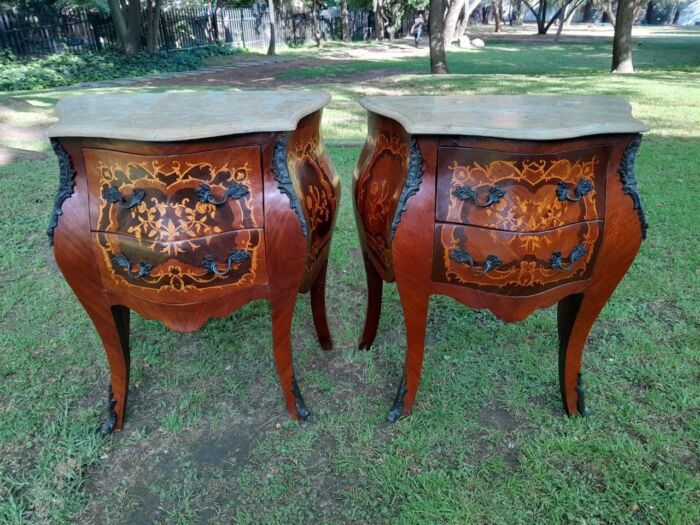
278 36 700 81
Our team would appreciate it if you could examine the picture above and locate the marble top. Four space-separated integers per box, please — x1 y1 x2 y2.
360 95 648 139
47 90 332 141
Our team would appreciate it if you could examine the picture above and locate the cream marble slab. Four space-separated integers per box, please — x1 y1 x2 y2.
360 95 648 140
47 90 332 141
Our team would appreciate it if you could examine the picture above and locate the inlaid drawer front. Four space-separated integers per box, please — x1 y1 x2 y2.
93 229 268 303
432 221 602 295
436 146 608 232
84 146 263 241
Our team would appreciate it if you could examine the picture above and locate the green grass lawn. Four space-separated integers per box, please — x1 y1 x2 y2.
1 32 699 524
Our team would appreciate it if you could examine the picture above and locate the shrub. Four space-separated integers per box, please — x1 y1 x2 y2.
0 44 243 92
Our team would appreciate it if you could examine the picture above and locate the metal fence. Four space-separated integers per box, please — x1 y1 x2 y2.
0 9 114 55
0 7 380 57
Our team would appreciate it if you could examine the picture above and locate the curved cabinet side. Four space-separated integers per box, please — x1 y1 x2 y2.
285 110 340 291
352 113 412 281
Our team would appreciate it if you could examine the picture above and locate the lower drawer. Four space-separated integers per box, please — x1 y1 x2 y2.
93 229 268 303
432 221 602 296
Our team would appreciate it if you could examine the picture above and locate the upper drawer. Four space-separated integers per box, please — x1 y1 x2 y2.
85 146 263 241
436 146 609 232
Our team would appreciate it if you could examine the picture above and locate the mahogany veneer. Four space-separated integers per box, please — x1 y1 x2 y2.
353 96 649 420
47 92 339 432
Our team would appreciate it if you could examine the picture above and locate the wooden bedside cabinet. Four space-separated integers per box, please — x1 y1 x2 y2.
353 95 649 421
46 91 339 433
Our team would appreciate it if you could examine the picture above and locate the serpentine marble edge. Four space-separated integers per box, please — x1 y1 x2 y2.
47 90 332 141
360 95 649 140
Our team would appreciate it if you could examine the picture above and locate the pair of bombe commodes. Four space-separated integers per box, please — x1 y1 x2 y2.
46 91 649 433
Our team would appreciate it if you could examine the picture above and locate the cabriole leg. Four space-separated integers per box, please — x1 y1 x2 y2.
557 292 612 417
90 304 130 434
310 260 333 351
358 253 384 350
388 286 429 422
270 293 310 420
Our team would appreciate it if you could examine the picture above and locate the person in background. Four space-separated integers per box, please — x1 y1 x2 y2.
410 12 425 48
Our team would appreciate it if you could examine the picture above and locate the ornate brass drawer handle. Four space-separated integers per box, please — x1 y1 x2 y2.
196 182 249 206
103 186 145 209
556 179 594 202
550 244 587 271
450 248 502 273
202 249 252 276
453 184 505 208
111 253 153 280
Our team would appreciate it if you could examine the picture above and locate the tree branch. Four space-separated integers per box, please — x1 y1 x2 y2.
107 0 128 37
521 0 540 21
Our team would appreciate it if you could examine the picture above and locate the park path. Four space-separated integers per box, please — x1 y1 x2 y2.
83 40 428 90
67 53 305 90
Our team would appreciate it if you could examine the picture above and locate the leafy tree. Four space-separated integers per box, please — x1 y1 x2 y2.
594 0 649 25
554 0 582 42
492 0 501 31
267 0 276 54
444 0 481 44
59 0 110 10
341 0 349 40
429 0 447 73
312 0 321 46
0 0 109 15
107 0 142 53
612 0 635 72
106 0 162 54
145 0 163 53
522 0 581 35
510 0 523 25
382 0 403 39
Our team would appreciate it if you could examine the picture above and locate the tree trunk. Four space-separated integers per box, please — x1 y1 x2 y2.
612 0 634 73
341 0 349 41
429 0 448 73
542 0 571 34
492 0 501 31
554 2 567 43
523 0 548 34
108 0 142 54
444 0 467 44
372 0 384 39
511 0 523 25
267 0 276 55
582 0 594 23
538 0 547 34
603 1 616 26
645 1 655 24
455 0 480 36
145 0 163 53
312 0 322 47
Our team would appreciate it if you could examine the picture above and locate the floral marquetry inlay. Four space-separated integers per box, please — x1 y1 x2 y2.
432 221 603 296
287 133 340 277
436 147 608 233
355 132 410 270
85 146 264 244
94 229 269 302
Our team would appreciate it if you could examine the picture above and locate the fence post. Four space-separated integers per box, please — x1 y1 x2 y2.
159 11 170 50
211 7 219 42
239 10 245 48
